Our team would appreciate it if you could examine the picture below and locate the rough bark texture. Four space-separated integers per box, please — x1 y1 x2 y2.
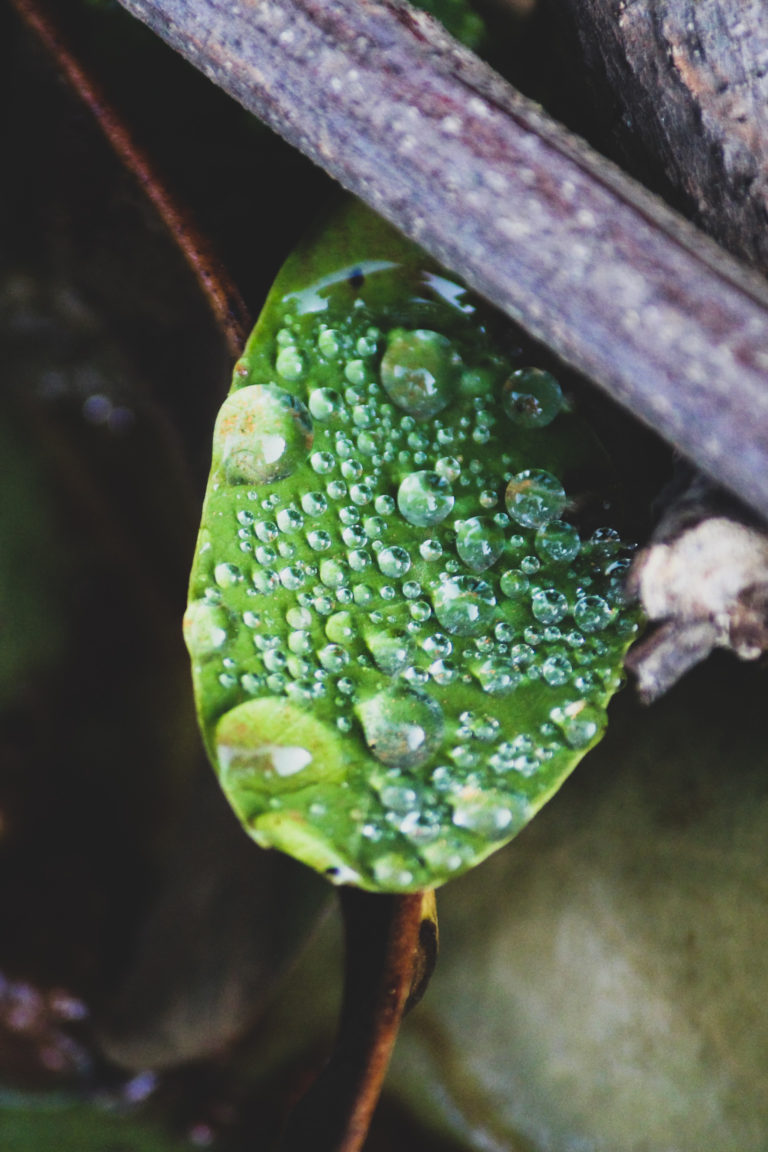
559 0 768 275
116 0 768 524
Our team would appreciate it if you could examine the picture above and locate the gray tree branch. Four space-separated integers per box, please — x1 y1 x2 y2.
116 0 768 522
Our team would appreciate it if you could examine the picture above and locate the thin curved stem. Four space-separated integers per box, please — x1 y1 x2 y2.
10 0 251 358
277 889 438 1152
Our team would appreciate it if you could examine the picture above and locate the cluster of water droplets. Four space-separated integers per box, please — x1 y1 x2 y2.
185 282 639 889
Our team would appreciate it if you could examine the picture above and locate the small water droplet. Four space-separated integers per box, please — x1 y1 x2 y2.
214 562 243 588
377 545 412 578
310 450 336 474
473 656 521 694
397 471 454 527
455 517 504 572
502 368 563 427
432 575 496 636
308 388 344 420
357 688 445 769
317 328 341 357
531 587 569 624
435 456 462 482
371 854 415 889
183 601 229 656
573 594 614 632
318 643 349 672
301 491 328 517
276 346 304 381
417 539 441 563
307 528 332 551
550 700 606 748
319 558 349 588
380 328 462 418
506 469 566 528
541 653 573 686
277 507 304 534
452 789 526 839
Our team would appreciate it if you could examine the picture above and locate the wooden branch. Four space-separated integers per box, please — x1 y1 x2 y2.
277 890 438 1152
557 0 768 276
115 0 768 521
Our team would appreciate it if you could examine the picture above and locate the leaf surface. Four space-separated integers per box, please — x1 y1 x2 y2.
185 200 640 891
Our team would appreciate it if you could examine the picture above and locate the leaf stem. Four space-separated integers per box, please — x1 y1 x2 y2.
9 0 251 359
276 889 437 1152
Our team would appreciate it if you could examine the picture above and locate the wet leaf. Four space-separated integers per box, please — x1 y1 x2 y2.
185 199 641 892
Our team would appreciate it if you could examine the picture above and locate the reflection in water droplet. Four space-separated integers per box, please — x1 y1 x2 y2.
308 388 344 419
455 517 504 572
535 519 581 563
366 630 414 675
377 545 412 578
574 594 614 632
550 700 606 748
505 469 566 528
397 471 454 527
502 368 563 427
357 688 444 769
432 575 496 636
214 385 313 485
452 789 527 839
531 587 569 624
380 328 462 418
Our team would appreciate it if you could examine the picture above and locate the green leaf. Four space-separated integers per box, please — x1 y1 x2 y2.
185 200 641 892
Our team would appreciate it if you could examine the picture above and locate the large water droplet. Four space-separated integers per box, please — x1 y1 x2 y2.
397 470 454 527
505 469 566 528
357 688 445 769
455 517 504 572
431 575 496 636
213 385 313 485
380 328 462 418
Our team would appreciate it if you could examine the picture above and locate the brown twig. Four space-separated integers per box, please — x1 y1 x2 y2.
277 889 437 1152
112 0 768 522
9 0 251 359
